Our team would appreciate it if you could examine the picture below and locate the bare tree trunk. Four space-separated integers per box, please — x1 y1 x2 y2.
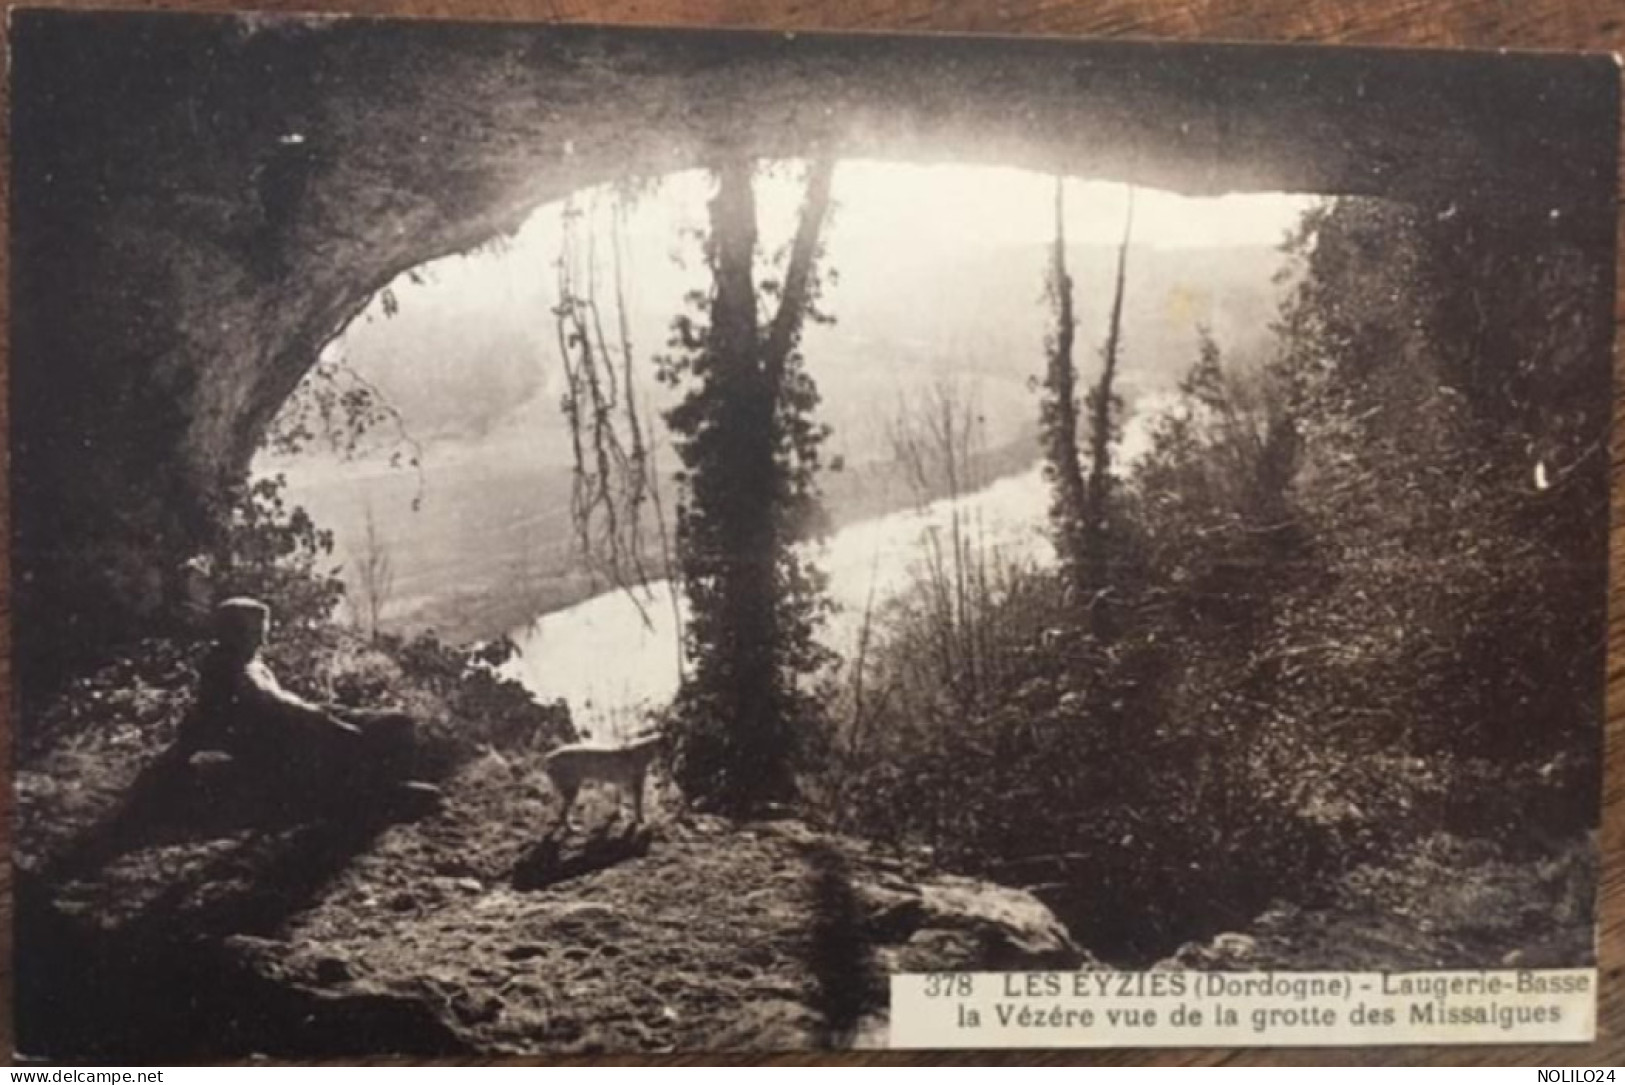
1083 190 1135 638
885 380 993 712
707 153 775 784
1042 178 1091 595
350 501 394 642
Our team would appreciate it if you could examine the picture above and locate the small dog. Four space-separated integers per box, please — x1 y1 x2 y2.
543 732 665 829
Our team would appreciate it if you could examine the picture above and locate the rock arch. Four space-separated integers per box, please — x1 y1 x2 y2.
10 10 1616 691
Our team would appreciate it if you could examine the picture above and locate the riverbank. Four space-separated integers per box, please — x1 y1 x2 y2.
499 462 1060 737
272 434 1042 648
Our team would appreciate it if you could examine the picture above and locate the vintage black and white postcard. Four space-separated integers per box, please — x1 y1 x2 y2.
9 10 1617 1058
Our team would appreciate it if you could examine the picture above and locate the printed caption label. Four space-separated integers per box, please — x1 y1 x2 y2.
889 969 1596 1047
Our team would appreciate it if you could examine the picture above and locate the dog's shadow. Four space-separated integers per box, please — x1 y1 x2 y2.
510 812 653 891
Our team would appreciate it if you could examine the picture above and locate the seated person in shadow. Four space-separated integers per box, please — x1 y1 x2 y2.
175 597 440 819
47 598 439 883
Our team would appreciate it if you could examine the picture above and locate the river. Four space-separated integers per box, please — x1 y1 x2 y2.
500 404 1167 740
498 466 1053 739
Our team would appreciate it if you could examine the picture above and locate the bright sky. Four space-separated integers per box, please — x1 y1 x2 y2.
792 160 1315 251
280 161 1316 559
294 159 1315 479
383 160 1316 316
631 160 1316 249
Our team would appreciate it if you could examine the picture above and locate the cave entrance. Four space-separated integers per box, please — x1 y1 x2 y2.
11 14 1612 721
255 159 1316 736
11 14 1616 1014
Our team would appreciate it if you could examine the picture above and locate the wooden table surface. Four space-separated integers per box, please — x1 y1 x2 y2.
1 0 1621 1067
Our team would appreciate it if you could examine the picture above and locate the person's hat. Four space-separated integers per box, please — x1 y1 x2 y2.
213 597 271 644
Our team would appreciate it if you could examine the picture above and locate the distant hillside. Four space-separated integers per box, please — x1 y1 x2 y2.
261 237 1293 642
312 240 1291 463
266 428 1043 645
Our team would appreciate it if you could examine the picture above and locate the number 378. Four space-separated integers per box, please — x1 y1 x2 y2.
923 974 974 998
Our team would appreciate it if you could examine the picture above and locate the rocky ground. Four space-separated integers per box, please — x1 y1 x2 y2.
231 750 1092 1056
16 705 1090 1060
15 647 1595 1060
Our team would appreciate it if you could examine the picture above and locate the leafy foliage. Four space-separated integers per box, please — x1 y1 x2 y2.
190 321 574 776
656 157 838 816
211 473 347 634
821 196 1602 963
366 631 576 775
264 354 421 468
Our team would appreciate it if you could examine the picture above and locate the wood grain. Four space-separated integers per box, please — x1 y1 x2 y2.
1 0 1621 1067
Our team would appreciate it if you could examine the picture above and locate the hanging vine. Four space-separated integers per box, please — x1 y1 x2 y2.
549 187 676 632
